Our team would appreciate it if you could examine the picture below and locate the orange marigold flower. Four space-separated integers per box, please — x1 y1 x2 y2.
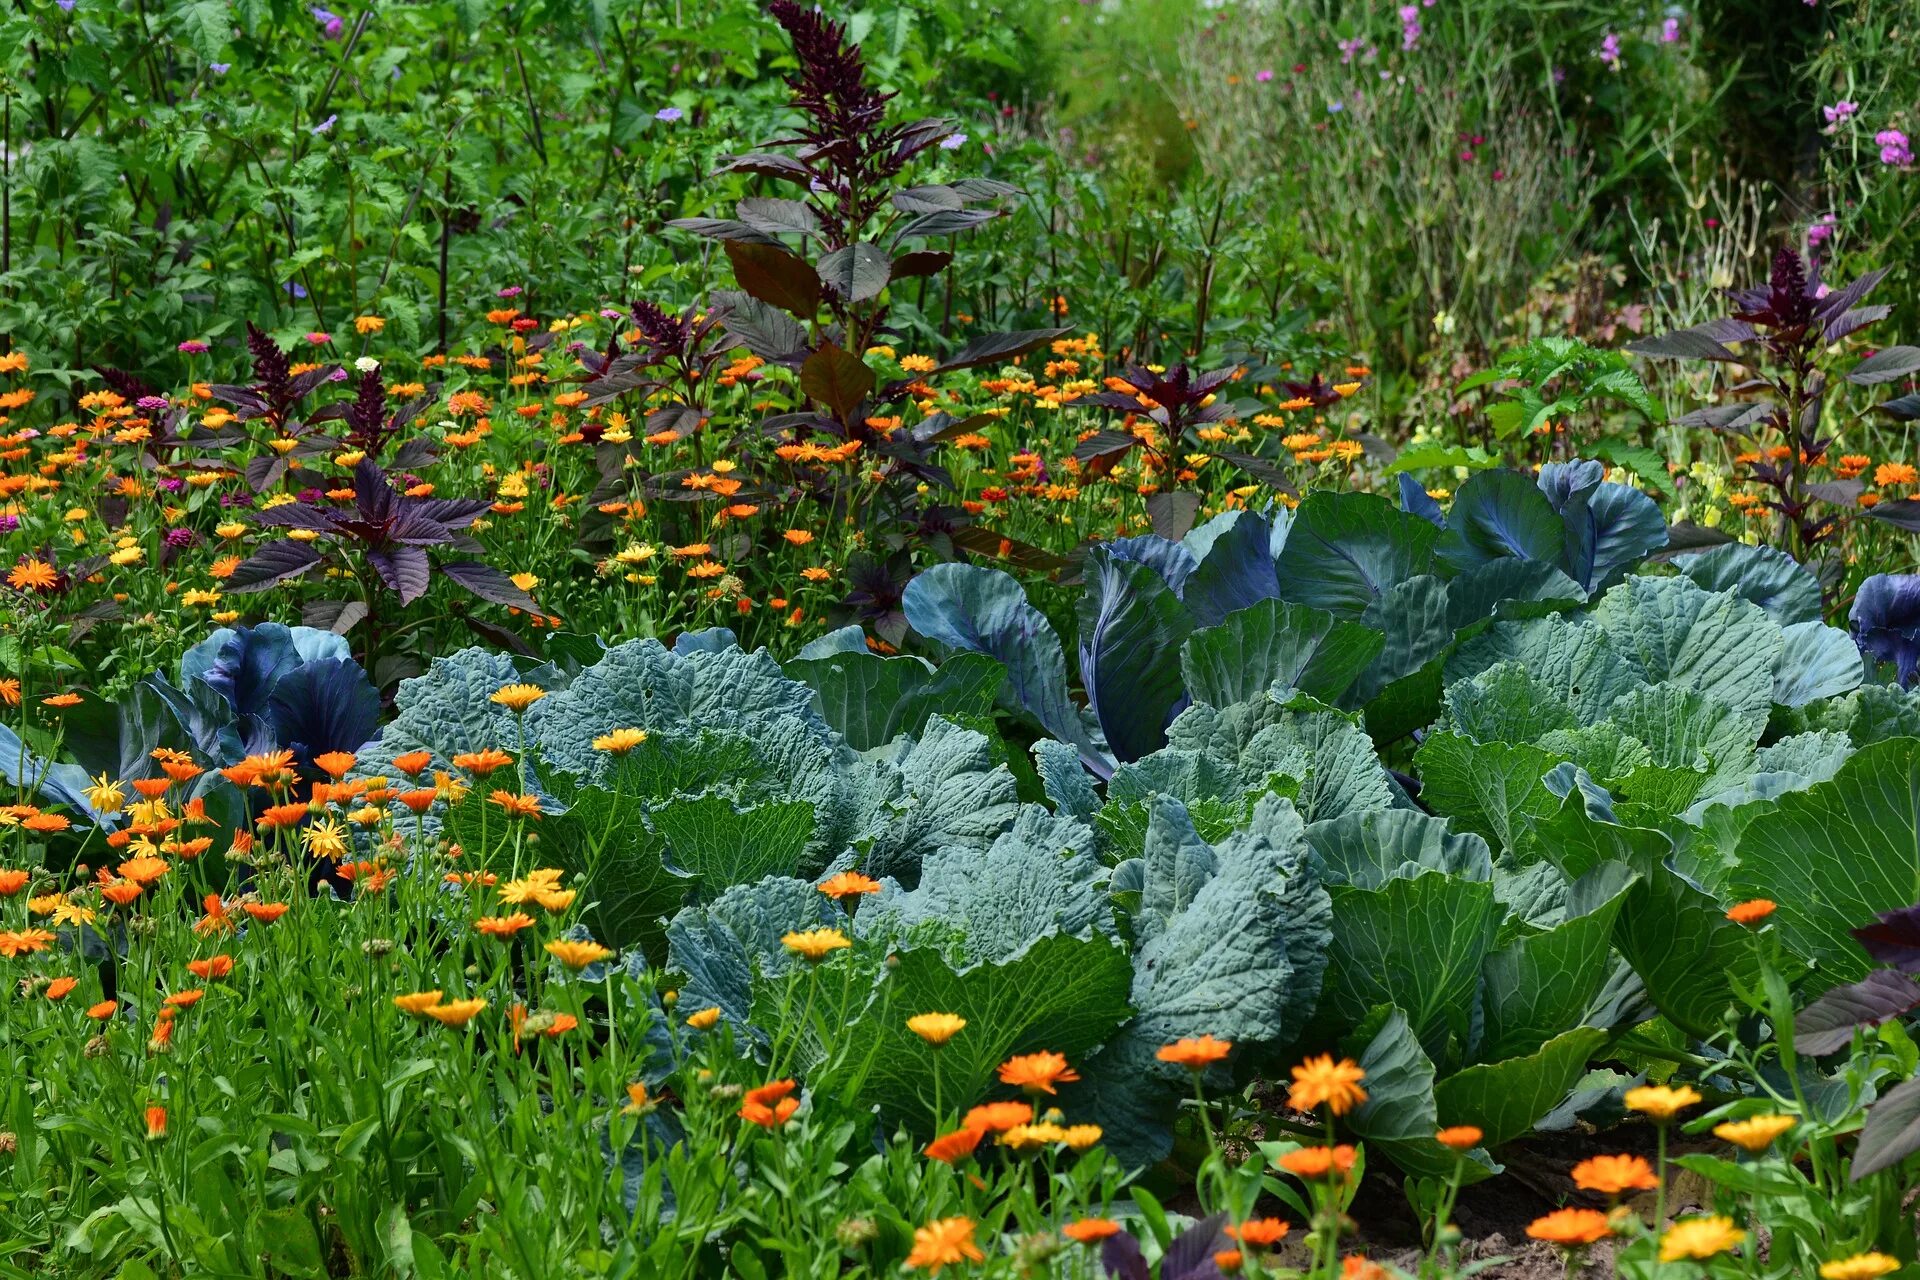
87 999 118 1019
923 1127 985 1164
739 1078 801 1128
45 976 79 1000
392 751 434 776
1288 1054 1368 1115
1435 1125 1484 1150
904 1218 984 1273
1063 1218 1122 1244
393 991 444 1016
998 1050 1080 1095
1874 462 1919 488
1156 1035 1233 1071
1572 1152 1659 1195
962 1100 1033 1133
186 955 234 980
0 869 28 896
1227 1218 1290 1247
312 751 358 778
102 879 144 906
1276 1144 1358 1179
244 902 289 924
818 870 882 899
1527 1208 1611 1246
488 790 543 819
475 912 536 938
1625 1084 1701 1121
451 748 515 776
1725 898 1776 926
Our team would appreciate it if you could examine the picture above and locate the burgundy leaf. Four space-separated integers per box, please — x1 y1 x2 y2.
441 560 540 611
226 540 324 593
366 545 432 605
1796 970 1920 1056
1852 903 1920 971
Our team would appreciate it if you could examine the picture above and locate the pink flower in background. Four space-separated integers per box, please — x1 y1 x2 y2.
1598 32 1621 68
1876 130 1913 167
1823 101 1858 127
1398 5 1422 50
1661 17 1680 43
1807 213 1837 254
1255 68 1274 83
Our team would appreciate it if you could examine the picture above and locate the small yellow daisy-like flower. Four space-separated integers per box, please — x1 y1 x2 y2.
424 998 489 1027
1712 1113 1796 1153
1658 1216 1745 1263
781 927 851 963
1061 1124 1103 1151
545 939 615 970
998 1122 1069 1152
686 1006 722 1031
393 991 444 1016
1288 1054 1369 1116
592 727 648 754
510 572 540 593
1625 1084 1701 1121
1820 1254 1902 1280
489 683 548 711
907 1012 967 1045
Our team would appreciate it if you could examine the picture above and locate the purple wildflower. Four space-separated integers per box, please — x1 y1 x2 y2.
211 63 230 75
135 396 170 414
164 527 196 548
1875 129 1912 167
940 132 967 150
1255 68 1274 83
497 285 524 298
655 106 683 122
1823 101 1858 127
1661 17 1679 42
310 5 344 38
177 340 210 354
1398 5 1421 50
310 114 337 136
0 516 18 534
1598 32 1621 68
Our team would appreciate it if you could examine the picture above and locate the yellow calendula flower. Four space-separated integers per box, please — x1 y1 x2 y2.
686 1006 722 1030
489 683 547 711
781 928 851 963
424 998 488 1027
1712 1113 1796 1153
1625 1084 1701 1121
84 773 128 815
907 1012 966 1045
1659 1216 1745 1263
545 938 615 970
1820 1254 1902 1280
592 728 648 754
393 991 444 1016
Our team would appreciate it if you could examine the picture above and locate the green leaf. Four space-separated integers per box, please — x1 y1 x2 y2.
1275 491 1440 620
1586 576 1782 726
1673 544 1821 626
1729 739 1920 986
1181 598 1384 707
1443 663 1576 745
1434 1027 1611 1148
1772 621 1865 708
650 795 814 887
1414 732 1567 856
665 878 839 1033
1342 1008 1497 1181
1322 872 1503 1060
786 650 1004 751
1384 443 1499 477
1438 470 1567 574
845 933 1132 1133
1478 864 1636 1061
1304 809 1493 889
1615 864 1766 1037
1590 439 1678 500
861 717 1023 882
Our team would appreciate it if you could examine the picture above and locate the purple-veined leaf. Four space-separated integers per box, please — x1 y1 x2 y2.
288 366 339 401
301 599 369 635
226 540 324 592
1848 346 1920 386
891 185 964 213
366 545 431 604
723 241 822 319
253 503 340 533
711 290 809 365
934 327 1071 375
1795 970 1920 1055
1627 326 1743 362
666 216 782 247
1805 479 1865 506
1675 402 1771 431
950 177 1021 202
1824 304 1892 344
1073 430 1142 469
799 342 875 419
441 560 540 611
1852 903 1920 971
735 197 819 238
1814 266 1889 321
1873 393 1920 423
817 243 891 303
891 249 953 280
1145 490 1203 541
711 152 813 184
209 384 271 415
1862 499 1920 533
895 209 999 239
1853 1076 1920 1180
1213 450 1301 497
244 454 289 494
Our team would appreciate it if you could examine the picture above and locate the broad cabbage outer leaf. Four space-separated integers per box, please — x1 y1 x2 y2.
1786 684 1920 746
901 562 1109 773
1730 738 1920 986
1433 1027 1611 1150
1446 613 1638 724
1275 491 1440 620
785 647 1004 751
1075 794 1332 1166
1414 732 1568 857
1851 574 1920 687
1181 510 1284 626
1320 871 1502 1061
1476 863 1636 1062
1558 480 1667 595
1676 543 1823 625
358 646 531 778
1437 470 1566 575
858 716 1023 883
1607 684 1757 772
857 805 1111 963
1077 546 1196 762
1341 1007 1496 1181
1034 737 1102 828
1616 861 1772 1037
1304 809 1493 889
1180 598 1383 707
649 795 815 887
1773 620 1866 707
664 877 839 1038
842 933 1132 1135
1586 576 1782 727
1157 695 1396 822
1443 664 1577 745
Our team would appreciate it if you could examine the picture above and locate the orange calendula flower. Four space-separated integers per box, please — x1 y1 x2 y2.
424 998 488 1027
1213 1249 1244 1273
1288 1054 1368 1115
451 748 515 776
1435 1126 1483 1151
686 1006 722 1030
962 1100 1033 1133
186 955 234 980
7 560 59 591
1276 1144 1358 1179
1713 1113 1797 1153
1227 1219 1290 1247
1063 1218 1122 1244
394 991 445 1016
145 1105 168 1140
489 682 548 711
244 902 290 924
1625 1084 1701 1121
1574 1159 1666 1197
923 1127 985 1164
740 1079 800 1128
907 1012 967 1045
312 751 358 778
488 790 543 819
544 938 614 970
904 1217 984 1274
45 976 79 1000
1724 898 1776 926
475 912 536 938
1527 1208 1611 1246
87 999 118 1019
392 751 434 777
164 989 205 1009
0 868 29 896
780 927 851 962
998 1050 1080 1095
817 870 882 900
1156 1035 1232 1070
